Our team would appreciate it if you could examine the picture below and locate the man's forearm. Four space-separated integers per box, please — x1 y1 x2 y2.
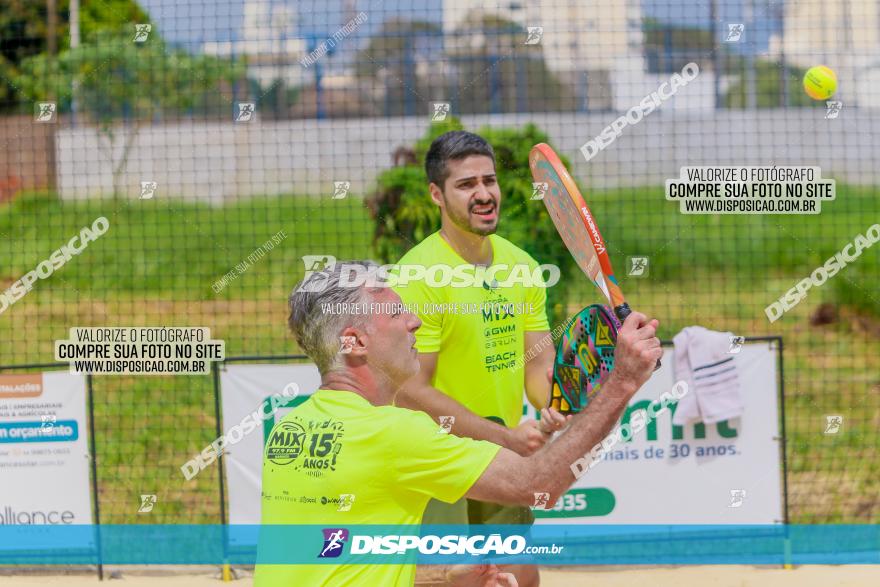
523 367 550 411
523 332 554 410
467 373 637 508
527 375 635 499
467 314 661 508
414 565 448 585
396 383 511 447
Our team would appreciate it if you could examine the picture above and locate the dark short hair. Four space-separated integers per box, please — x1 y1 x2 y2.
424 131 496 190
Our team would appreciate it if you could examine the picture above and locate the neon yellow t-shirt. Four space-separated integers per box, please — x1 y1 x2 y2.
394 232 550 427
254 389 500 587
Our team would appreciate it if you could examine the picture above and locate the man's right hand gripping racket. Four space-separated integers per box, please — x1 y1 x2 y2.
529 143 660 414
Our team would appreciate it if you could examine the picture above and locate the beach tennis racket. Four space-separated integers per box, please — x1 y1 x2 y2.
551 304 620 414
529 143 661 371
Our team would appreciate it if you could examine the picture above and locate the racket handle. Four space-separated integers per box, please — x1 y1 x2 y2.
613 303 662 371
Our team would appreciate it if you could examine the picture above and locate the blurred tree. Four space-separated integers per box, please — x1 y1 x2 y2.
0 0 150 111
16 32 244 196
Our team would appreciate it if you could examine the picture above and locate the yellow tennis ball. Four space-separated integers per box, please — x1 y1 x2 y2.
803 66 837 100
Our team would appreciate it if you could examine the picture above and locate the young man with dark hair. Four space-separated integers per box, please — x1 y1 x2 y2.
393 130 566 586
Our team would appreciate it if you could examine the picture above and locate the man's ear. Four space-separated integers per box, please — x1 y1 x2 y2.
338 326 368 358
428 182 444 208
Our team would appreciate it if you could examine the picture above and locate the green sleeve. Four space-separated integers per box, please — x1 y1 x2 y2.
389 408 501 504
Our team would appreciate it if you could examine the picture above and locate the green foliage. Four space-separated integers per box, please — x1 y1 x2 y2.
16 31 244 122
0 0 151 111
365 117 460 261
366 117 578 326
15 30 244 196
74 0 151 44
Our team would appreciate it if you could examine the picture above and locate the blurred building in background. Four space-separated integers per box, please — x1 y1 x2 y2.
773 0 880 108
203 0 306 99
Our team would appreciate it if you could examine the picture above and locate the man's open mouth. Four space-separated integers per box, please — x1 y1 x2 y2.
471 203 496 216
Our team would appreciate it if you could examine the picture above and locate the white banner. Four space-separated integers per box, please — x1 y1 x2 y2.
220 363 321 529
529 342 783 524
0 372 93 540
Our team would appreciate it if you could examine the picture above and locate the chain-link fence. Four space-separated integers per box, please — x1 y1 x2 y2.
1 1 878 526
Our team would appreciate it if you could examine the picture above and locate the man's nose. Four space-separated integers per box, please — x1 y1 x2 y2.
474 184 493 200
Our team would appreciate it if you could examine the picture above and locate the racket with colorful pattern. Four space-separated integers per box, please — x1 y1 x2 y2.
529 142 660 389
551 304 620 414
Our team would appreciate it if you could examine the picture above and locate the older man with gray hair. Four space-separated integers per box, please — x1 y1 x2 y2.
255 260 662 587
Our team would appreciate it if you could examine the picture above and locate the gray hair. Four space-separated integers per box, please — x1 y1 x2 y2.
288 260 385 374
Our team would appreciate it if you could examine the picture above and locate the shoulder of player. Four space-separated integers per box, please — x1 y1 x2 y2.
280 390 368 423
264 400 314 439
375 403 444 438
272 395 419 442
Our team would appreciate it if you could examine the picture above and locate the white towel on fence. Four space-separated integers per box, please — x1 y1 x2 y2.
672 326 744 425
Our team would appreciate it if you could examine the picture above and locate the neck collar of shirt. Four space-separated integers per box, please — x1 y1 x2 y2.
436 231 496 267
313 387 373 407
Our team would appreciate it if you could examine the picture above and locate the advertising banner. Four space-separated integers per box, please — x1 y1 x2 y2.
0 371 94 544
530 342 783 524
